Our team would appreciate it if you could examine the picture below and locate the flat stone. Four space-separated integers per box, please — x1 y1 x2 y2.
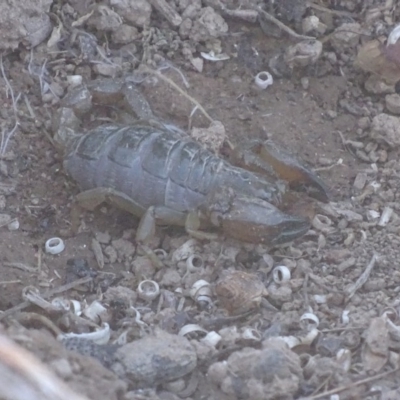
385 93 400 115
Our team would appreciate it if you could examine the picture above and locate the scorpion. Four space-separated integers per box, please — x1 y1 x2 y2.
53 78 329 246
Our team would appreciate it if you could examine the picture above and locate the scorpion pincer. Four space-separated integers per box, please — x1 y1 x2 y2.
53 79 329 246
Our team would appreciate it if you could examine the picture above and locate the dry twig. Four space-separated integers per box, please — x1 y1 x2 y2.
0 333 90 400
301 367 400 400
0 54 21 156
345 253 380 299
306 1 357 17
0 276 93 321
257 6 316 41
148 0 182 27
140 65 214 123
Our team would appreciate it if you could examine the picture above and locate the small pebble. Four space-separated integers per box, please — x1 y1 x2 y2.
95 231 111 244
7 219 19 231
300 77 309 90
385 93 400 115
353 172 367 190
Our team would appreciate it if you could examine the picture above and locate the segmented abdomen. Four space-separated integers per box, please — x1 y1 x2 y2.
64 124 224 213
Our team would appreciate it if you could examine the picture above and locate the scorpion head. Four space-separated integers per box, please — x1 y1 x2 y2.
204 187 311 245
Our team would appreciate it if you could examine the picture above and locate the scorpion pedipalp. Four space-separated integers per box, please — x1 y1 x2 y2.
229 139 330 203
204 187 311 245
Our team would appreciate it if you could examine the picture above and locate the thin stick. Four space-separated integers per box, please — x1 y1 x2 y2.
0 280 21 285
345 253 379 299
0 55 21 155
308 272 342 294
148 0 182 27
140 65 214 123
257 7 316 41
0 55 18 111
0 276 93 321
314 160 344 172
3 262 37 273
307 1 356 17
302 367 400 400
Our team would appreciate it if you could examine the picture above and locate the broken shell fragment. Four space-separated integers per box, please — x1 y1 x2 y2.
242 328 261 342
154 248 168 260
341 310 350 325
388 24 400 46
137 280 160 301
300 312 320 330
272 265 291 284
255 71 273 89
381 307 398 322
378 206 393 226
45 237 65 255
190 280 213 306
302 16 326 35
200 51 230 61
313 294 327 304
280 330 318 352
186 254 204 273
201 331 221 347
51 297 82 315
367 210 380 221
172 239 199 263
70 300 82 315
179 324 208 337
337 348 352 372
83 300 108 323
312 214 335 234
57 322 111 345
66 75 83 88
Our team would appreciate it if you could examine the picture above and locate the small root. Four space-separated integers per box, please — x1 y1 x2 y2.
0 54 21 156
305 367 400 400
139 65 214 123
345 253 380 300
0 280 21 285
256 7 316 41
0 276 94 321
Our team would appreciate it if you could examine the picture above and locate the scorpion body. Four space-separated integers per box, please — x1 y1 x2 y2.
55 78 328 245
62 122 310 244
65 123 281 212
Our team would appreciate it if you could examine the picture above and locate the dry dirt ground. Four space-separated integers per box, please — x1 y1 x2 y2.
1 0 400 399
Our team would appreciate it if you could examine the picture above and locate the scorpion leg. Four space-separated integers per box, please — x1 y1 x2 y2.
88 78 155 121
229 140 329 203
68 187 147 236
74 188 193 267
76 188 219 243
137 206 219 241
184 212 219 241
